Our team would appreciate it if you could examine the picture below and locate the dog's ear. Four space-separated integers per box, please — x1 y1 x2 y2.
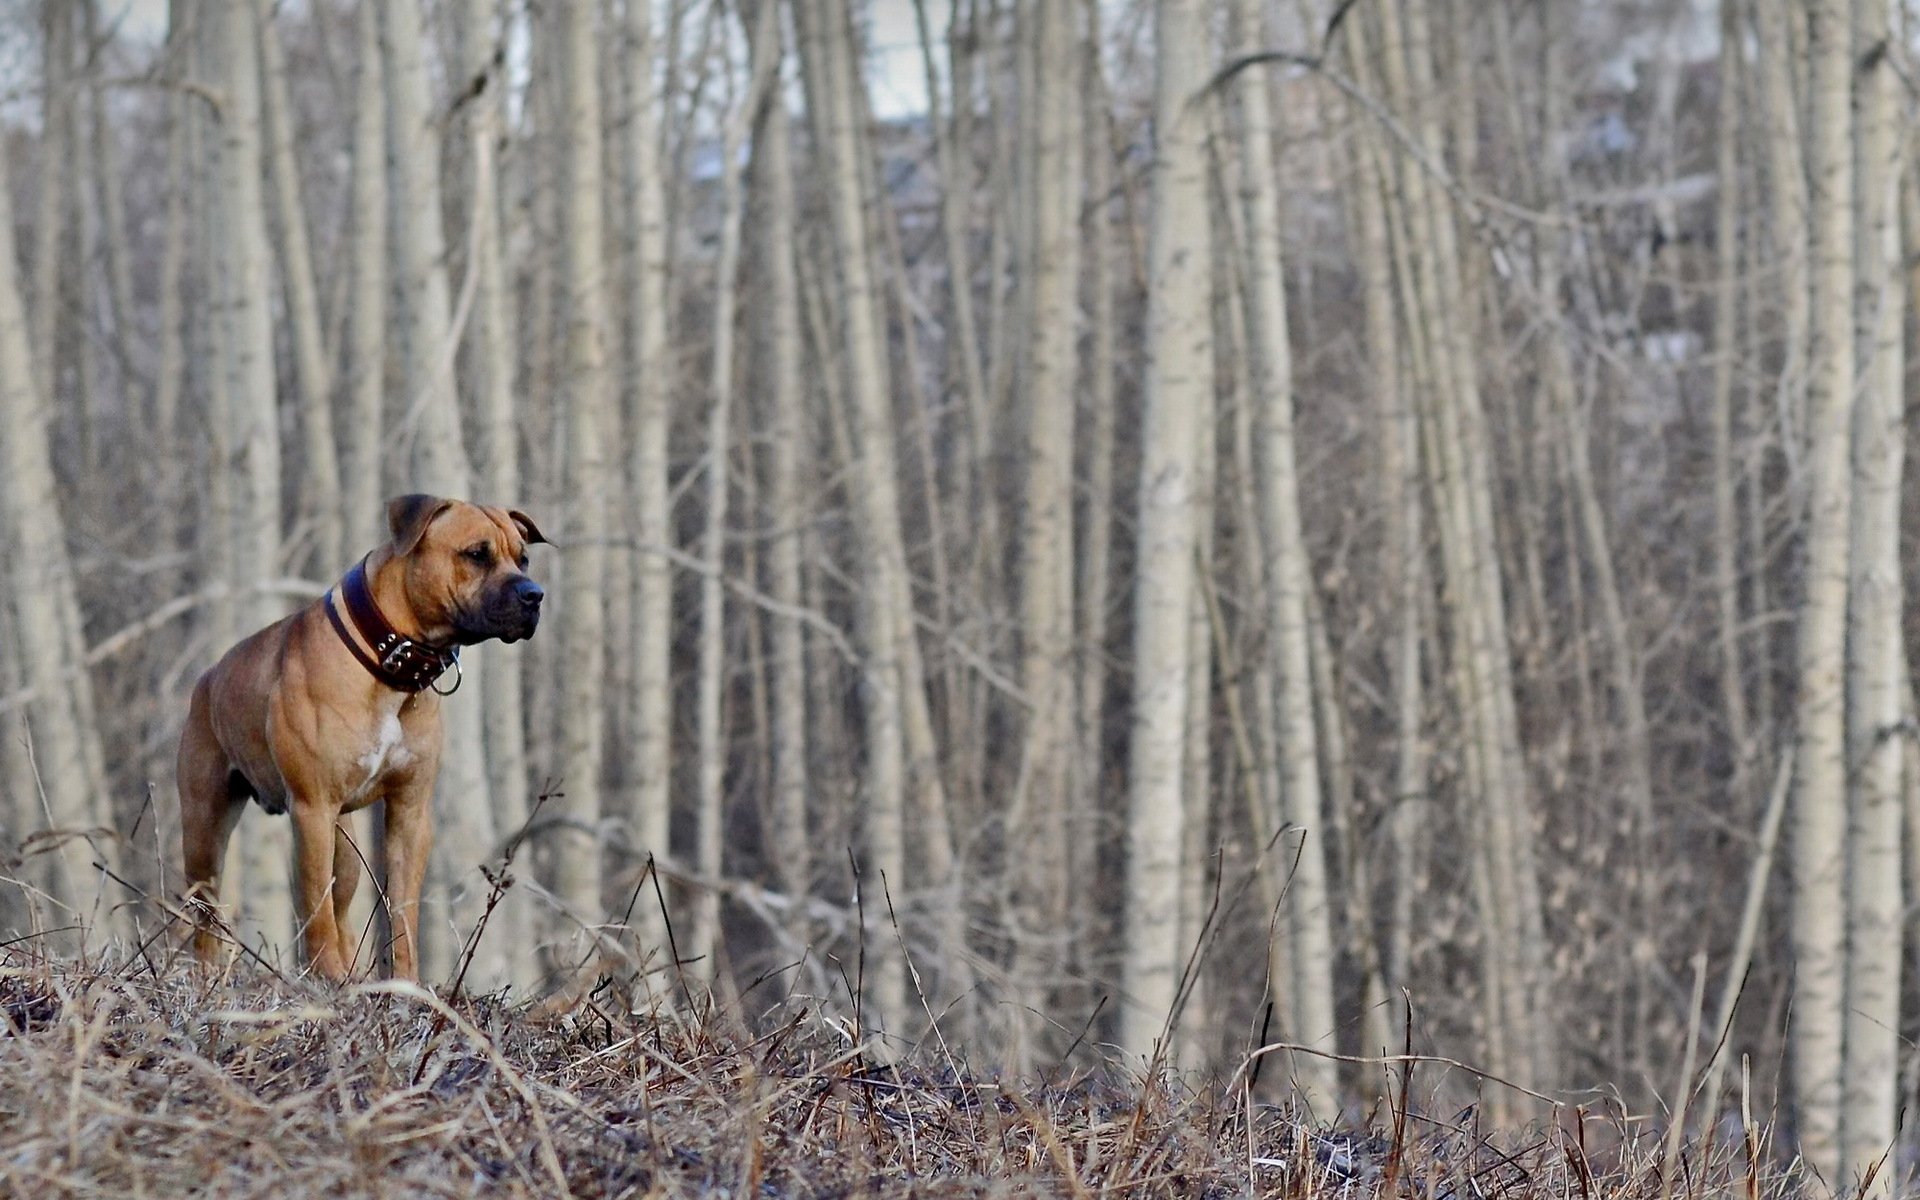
388 494 455 556
507 509 550 547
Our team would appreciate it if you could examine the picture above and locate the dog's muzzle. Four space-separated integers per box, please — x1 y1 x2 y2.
484 578 544 643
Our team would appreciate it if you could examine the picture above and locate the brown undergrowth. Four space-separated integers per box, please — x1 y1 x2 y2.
0 950 1804 1200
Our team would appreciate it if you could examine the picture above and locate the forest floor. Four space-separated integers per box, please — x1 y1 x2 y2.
0 950 1804 1199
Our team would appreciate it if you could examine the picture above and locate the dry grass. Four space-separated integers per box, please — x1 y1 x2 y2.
0 948 1806 1200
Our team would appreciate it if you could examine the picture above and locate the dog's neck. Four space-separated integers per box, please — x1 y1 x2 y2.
362 550 452 649
323 553 461 694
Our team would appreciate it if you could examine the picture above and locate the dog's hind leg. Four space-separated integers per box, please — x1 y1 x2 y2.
178 679 245 965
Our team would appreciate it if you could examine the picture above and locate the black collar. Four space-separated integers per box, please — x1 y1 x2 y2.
322 558 461 694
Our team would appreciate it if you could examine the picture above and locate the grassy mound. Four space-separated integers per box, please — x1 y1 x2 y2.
0 952 1797 1198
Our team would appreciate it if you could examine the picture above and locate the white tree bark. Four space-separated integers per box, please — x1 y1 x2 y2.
1229 0 1336 1110
748 1 811 923
458 0 537 992
620 0 674 966
382 0 501 986
341 0 388 554
1839 0 1903 1186
1118 0 1210 1065
1789 0 1856 1180
217 0 296 956
690 0 778 981
1009 0 1082 1063
0 125 121 938
257 0 344 572
549 0 613 973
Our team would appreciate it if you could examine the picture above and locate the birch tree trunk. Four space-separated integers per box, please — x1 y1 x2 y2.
620 0 674 967
0 130 120 939
31 2 71 396
793 0 950 1031
690 0 777 982
1009 0 1083 1063
342 0 388 554
458 0 537 992
1710 0 1750 770
1118 0 1210 1065
1838 0 1902 1184
257 0 344 573
1374 0 1552 1094
1755 0 1810 462
1788 0 1856 1179
1228 0 1335 1109
545 0 614 976
748 2 812 922
382 0 500 986
217 0 296 956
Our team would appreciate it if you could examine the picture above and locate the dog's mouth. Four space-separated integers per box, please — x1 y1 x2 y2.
455 599 541 645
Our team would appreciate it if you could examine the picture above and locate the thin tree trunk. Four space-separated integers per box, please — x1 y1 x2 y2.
218 0 296 957
690 0 778 983
1229 0 1336 1110
749 0 812 926
1072 1 1119 1003
621 0 674 968
1008 0 1083 1066
1756 0 1810 465
1118 0 1210 1065
1839 0 1903 1184
458 0 537 992
549 0 613 977
1711 0 1751 769
258 0 344 573
0 132 121 940
341 0 387 554
1788 0 1856 1179
382 0 501 986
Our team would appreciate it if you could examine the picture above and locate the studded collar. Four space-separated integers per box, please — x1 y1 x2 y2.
322 557 461 694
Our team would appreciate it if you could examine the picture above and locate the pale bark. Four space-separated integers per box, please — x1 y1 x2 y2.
1343 82 1424 1001
217 0 296 955
154 42 189 465
793 0 952 1031
0 128 120 936
1755 0 1810 463
458 0 537 992
1788 0 1855 1180
31 2 71 397
550 0 614 969
1839 0 1903 1185
1073 4 1118 991
1008 0 1082 1063
1118 0 1210 1065
258 0 344 572
382 0 501 986
341 0 387 553
747 4 811 918
1229 0 1336 1111
86 1 136 406
1710 0 1750 767
621 0 674 963
1375 0 1551 1093
690 0 778 982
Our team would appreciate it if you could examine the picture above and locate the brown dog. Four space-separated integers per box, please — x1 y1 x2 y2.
178 495 547 980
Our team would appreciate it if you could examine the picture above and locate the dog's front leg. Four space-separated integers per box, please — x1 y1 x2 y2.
290 797 351 981
382 785 434 981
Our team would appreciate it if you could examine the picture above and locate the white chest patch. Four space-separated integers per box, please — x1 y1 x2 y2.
353 702 414 797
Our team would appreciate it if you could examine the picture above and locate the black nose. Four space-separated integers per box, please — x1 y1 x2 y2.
516 579 545 610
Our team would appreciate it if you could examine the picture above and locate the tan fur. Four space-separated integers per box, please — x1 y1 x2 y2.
178 498 544 981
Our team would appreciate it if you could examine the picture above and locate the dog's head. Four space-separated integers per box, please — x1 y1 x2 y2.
386 494 549 645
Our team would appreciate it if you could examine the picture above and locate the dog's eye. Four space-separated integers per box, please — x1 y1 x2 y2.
463 544 492 565
517 554 529 570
